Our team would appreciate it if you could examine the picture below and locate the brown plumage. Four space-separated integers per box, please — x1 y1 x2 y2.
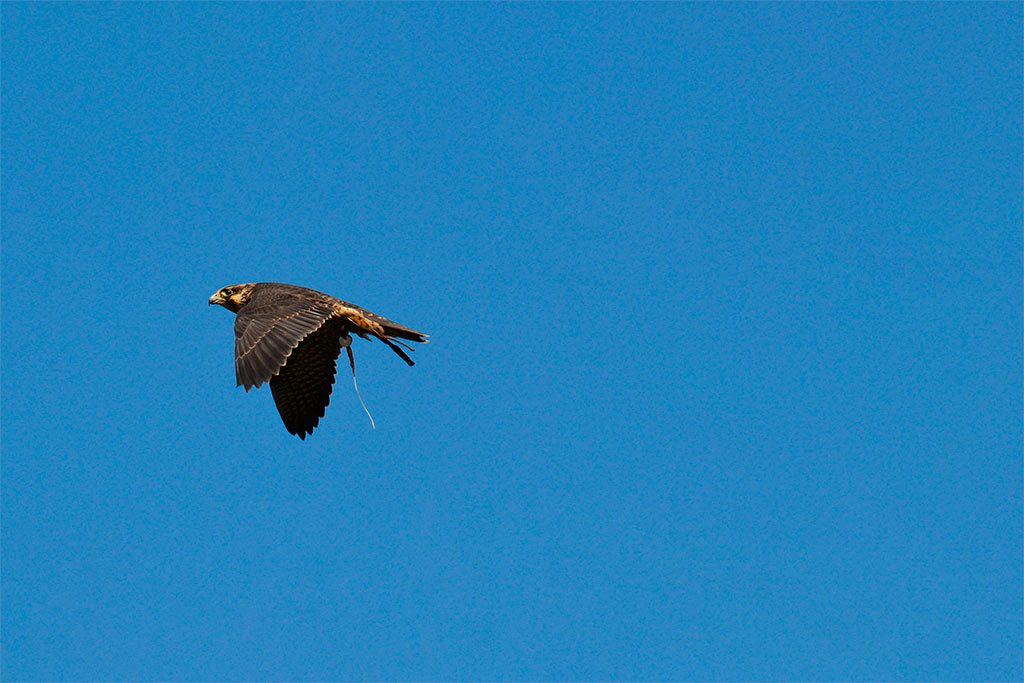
209 282 427 439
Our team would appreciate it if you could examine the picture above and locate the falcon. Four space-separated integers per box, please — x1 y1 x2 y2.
208 282 427 439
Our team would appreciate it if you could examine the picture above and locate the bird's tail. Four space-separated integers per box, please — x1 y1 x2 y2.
369 319 427 366
337 304 428 366
377 320 428 344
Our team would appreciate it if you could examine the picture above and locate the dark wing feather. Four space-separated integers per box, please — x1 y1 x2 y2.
269 318 346 439
233 288 335 390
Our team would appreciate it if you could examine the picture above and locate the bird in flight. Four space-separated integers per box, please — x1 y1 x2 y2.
209 282 427 439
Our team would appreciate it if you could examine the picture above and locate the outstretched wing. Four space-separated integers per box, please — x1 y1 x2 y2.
269 318 347 439
233 289 335 391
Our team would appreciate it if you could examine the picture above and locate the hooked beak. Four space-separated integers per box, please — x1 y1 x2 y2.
208 291 226 307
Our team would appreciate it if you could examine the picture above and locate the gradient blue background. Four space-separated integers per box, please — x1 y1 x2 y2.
3 4 1021 681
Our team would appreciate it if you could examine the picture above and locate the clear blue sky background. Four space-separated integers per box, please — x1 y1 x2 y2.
2 4 1020 681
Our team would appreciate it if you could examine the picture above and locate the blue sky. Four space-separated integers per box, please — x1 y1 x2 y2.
2 4 1020 681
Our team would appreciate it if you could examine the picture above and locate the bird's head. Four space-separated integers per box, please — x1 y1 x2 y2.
208 283 255 312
